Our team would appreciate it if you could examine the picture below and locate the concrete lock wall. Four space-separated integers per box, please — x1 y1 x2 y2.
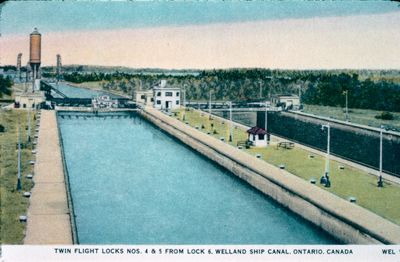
256 111 400 176
141 107 400 244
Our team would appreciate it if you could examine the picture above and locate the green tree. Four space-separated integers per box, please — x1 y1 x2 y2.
0 75 13 98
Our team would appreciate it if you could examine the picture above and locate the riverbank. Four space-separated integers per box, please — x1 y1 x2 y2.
24 110 72 244
66 81 131 99
303 104 400 131
141 106 400 244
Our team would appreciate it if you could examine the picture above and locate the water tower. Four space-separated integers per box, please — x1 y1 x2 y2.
29 28 41 91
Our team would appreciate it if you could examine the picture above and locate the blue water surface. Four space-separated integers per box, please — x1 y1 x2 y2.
58 112 336 244
50 82 122 99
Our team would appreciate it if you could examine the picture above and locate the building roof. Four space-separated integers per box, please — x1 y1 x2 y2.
247 126 267 135
153 86 180 91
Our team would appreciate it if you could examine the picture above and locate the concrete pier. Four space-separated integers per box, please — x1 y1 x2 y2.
24 110 72 244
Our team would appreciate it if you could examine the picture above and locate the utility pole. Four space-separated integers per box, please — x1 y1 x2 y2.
209 90 212 120
182 88 186 121
320 124 331 187
298 85 301 105
378 125 384 187
27 107 31 143
183 87 186 108
229 101 233 142
259 81 262 99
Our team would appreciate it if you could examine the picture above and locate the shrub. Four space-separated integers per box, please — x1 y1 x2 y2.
375 112 394 120
0 124 4 132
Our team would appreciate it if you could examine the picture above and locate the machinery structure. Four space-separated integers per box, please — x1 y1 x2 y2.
17 53 22 81
56 54 62 82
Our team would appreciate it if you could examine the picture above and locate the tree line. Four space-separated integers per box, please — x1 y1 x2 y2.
60 69 400 112
0 75 13 98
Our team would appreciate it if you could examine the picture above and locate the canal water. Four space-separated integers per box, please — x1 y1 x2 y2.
58 112 336 244
51 82 123 99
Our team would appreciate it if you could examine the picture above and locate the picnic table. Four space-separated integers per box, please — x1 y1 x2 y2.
276 141 294 149
237 140 254 149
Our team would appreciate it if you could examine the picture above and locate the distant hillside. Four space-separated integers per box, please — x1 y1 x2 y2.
41 65 201 76
2 65 399 83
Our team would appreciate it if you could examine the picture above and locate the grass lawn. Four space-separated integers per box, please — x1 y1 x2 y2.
173 108 400 225
0 109 35 244
303 104 400 130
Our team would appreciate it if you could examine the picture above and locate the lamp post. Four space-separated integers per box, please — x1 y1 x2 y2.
343 90 349 121
265 101 269 145
265 100 268 129
229 101 233 142
320 124 331 187
182 88 186 121
378 125 384 187
17 114 22 191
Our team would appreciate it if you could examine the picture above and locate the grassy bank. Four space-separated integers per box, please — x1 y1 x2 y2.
175 108 400 225
303 104 400 130
0 109 35 244
67 81 131 98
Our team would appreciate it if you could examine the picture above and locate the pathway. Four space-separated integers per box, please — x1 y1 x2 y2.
24 110 72 244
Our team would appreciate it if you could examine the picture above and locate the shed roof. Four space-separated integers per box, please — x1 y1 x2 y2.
247 126 267 135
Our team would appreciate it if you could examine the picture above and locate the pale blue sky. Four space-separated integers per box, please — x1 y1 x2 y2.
2 1 400 69
1 1 399 36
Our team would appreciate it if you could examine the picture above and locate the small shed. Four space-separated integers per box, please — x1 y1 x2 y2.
247 126 267 147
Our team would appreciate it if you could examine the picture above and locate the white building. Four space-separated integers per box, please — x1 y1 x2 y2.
135 90 154 105
14 91 45 109
153 80 180 110
271 94 300 110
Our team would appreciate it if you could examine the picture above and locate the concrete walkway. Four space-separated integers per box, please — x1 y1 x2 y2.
24 110 72 244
